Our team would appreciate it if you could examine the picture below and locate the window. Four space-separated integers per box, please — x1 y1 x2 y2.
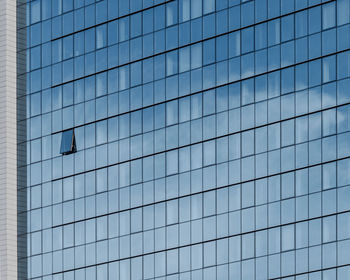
60 129 76 155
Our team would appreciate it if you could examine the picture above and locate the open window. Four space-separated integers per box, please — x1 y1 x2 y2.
60 129 76 155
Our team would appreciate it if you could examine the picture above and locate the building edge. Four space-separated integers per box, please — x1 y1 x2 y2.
17 0 27 279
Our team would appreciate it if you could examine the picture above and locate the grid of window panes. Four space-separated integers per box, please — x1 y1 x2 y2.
25 0 350 279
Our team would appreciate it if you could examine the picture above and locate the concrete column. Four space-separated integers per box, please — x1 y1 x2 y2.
0 0 18 278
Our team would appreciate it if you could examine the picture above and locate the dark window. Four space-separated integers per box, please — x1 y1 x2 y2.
60 129 76 155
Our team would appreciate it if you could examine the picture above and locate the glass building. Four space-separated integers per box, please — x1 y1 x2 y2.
21 0 350 279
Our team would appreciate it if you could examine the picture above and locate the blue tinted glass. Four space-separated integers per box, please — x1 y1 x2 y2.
23 0 350 279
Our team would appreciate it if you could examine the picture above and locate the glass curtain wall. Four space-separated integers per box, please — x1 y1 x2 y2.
25 0 350 279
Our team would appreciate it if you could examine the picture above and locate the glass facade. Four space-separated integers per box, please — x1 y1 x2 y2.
23 0 350 279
